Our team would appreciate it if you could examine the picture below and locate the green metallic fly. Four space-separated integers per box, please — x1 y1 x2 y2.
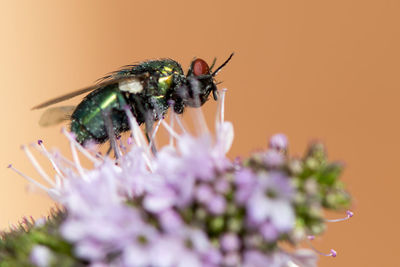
33 54 234 145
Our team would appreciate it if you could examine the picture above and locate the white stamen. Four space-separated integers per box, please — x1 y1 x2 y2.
149 118 163 151
124 107 154 171
306 236 337 257
215 89 233 153
21 145 55 187
33 142 64 179
62 128 101 165
173 112 187 134
215 89 226 132
169 113 175 146
161 120 181 140
67 135 87 180
54 174 63 188
8 164 49 193
53 151 78 169
191 107 209 135
325 210 354 222
220 88 227 124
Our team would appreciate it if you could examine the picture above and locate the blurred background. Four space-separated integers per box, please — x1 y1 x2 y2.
0 0 398 266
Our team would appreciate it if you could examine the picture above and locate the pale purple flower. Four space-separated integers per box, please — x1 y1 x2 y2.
246 172 295 235
11 89 345 266
214 178 230 194
207 194 227 215
201 249 223 266
220 233 240 252
152 148 196 208
60 160 123 214
60 204 145 261
120 147 153 197
243 250 274 267
150 236 201 267
260 221 279 242
234 168 257 204
123 228 220 267
89 263 110 267
30 245 52 267
177 135 217 181
177 133 231 181
143 186 177 213
158 209 184 233
122 244 150 267
74 240 105 261
223 252 241 266
263 150 285 167
120 226 160 266
243 250 297 267
59 165 151 261
289 249 318 267
195 183 214 204
179 228 224 266
187 228 212 253
269 133 288 151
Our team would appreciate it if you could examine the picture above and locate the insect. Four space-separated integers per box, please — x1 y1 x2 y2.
33 53 234 146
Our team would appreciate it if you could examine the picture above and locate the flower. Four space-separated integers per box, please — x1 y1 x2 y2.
269 133 288 151
7 89 353 266
246 171 295 239
30 245 53 267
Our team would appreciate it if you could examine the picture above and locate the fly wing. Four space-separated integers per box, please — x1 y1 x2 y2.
32 73 150 110
32 85 100 110
39 106 75 127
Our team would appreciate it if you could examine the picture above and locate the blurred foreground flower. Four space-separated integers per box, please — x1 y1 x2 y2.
3 90 353 267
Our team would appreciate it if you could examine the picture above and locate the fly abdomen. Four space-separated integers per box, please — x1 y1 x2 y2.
70 85 129 145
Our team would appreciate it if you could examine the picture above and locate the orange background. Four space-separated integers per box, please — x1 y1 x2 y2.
0 1 398 266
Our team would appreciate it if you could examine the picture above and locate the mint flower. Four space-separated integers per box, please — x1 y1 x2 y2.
5 89 353 267
246 172 295 241
30 245 53 267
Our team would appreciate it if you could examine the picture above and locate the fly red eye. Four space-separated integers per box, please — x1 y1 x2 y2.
192 58 210 76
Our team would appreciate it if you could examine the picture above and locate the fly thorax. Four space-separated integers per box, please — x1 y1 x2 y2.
157 74 173 94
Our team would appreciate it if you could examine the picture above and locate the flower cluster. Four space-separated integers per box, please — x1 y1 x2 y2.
3 90 353 267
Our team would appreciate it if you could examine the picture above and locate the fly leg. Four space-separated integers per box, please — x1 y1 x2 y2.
144 113 157 155
131 94 158 155
101 109 121 160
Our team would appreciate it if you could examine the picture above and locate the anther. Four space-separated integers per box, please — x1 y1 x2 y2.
168 100 175 107
347 210 354 218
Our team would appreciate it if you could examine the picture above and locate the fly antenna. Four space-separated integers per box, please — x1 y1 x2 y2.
209 57 217 71
212 53 234 77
